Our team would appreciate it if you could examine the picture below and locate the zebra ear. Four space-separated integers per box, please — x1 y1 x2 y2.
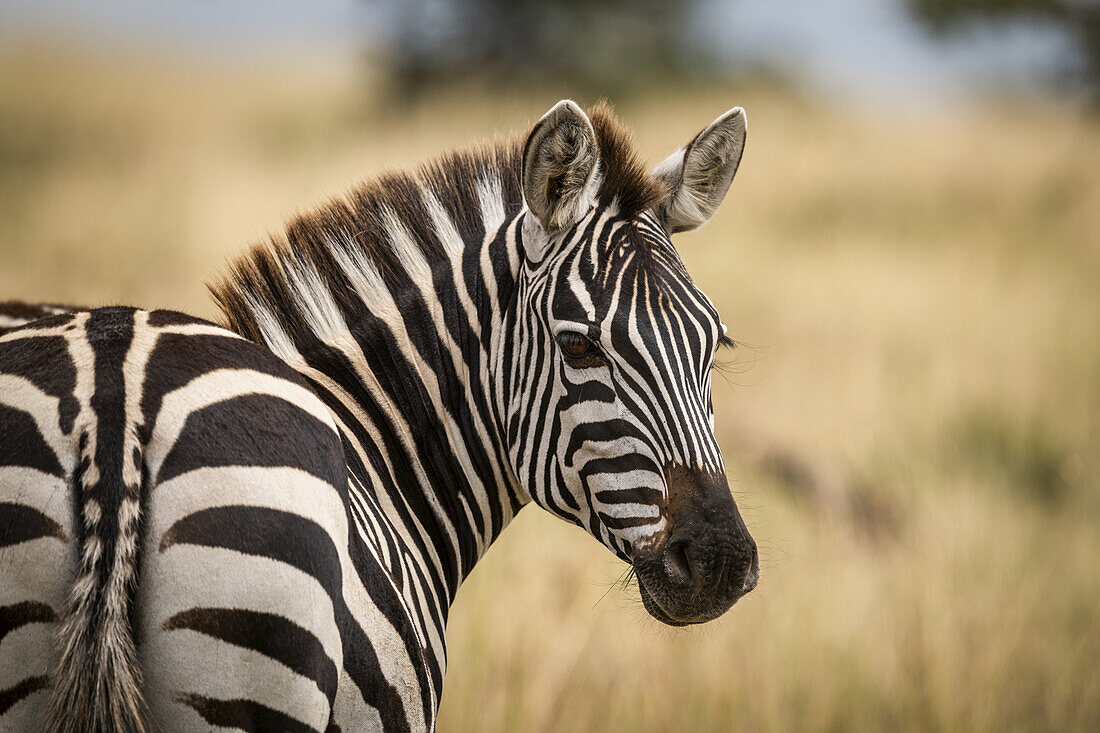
522 100 600 234
652 107 746 233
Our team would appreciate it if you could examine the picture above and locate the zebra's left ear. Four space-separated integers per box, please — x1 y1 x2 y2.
652 107 746 233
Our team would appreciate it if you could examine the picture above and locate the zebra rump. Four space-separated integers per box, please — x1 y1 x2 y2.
8 309 151 733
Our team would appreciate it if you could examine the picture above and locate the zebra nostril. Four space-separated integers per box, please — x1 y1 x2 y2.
664 540 694 585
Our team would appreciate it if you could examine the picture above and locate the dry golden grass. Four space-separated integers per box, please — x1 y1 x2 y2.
2 45 1097 732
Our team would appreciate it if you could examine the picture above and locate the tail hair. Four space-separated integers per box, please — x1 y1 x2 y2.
46 427 149 733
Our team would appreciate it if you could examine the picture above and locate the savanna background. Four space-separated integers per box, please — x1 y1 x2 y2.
2 0 1098 730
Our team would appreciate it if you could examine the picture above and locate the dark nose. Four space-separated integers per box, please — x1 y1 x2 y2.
663 529 759 596
661 465 759 603
742 541 760 593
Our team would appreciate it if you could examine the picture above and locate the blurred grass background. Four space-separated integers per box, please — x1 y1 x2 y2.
2 4 1099 729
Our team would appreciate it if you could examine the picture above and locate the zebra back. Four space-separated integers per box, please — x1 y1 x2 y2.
0 307 432 730
0 301 80 335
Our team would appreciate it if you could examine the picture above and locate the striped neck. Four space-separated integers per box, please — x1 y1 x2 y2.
209 145 538 687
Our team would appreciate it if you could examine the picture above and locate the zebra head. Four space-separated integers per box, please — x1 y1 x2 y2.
508 101 758 626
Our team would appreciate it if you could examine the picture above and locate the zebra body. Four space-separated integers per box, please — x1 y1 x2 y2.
0 302 79 336
1 101 757 731
1 308 429 730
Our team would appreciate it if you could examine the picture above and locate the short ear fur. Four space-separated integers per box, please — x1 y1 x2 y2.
522 100 600 233
652 107 746 233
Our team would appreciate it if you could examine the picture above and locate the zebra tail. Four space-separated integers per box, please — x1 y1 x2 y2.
45 425 150 733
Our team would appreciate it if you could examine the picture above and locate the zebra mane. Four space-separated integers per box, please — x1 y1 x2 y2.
209 103 666 351
587 102 668 220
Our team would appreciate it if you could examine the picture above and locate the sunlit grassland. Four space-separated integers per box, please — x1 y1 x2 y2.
2 45 1098 732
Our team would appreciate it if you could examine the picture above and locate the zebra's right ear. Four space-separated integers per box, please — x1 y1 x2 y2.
522 100 600 235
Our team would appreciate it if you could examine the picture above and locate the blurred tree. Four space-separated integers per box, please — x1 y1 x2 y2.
373 0 712 98
906 0 1100 96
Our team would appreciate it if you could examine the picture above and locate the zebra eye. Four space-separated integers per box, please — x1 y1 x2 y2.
556 331 601 364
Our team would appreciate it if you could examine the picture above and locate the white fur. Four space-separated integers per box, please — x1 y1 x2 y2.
244 292 303 365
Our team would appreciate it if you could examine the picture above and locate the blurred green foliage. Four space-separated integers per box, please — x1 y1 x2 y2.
376 0 711 98
944 404 1075 506
907 0 1100 95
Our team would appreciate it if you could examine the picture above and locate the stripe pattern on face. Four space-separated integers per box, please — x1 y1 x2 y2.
505 207 729 561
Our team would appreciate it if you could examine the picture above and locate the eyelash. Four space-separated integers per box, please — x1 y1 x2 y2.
553 331 728 370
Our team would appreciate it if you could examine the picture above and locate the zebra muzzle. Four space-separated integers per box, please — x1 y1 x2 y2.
632 465 758 625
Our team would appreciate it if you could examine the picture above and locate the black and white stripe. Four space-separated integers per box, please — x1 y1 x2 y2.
0 301 79 335
1 100 756 731
1 309 428 731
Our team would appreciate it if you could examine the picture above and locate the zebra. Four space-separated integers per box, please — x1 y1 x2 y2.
0 302 80 336
0 100 757 732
